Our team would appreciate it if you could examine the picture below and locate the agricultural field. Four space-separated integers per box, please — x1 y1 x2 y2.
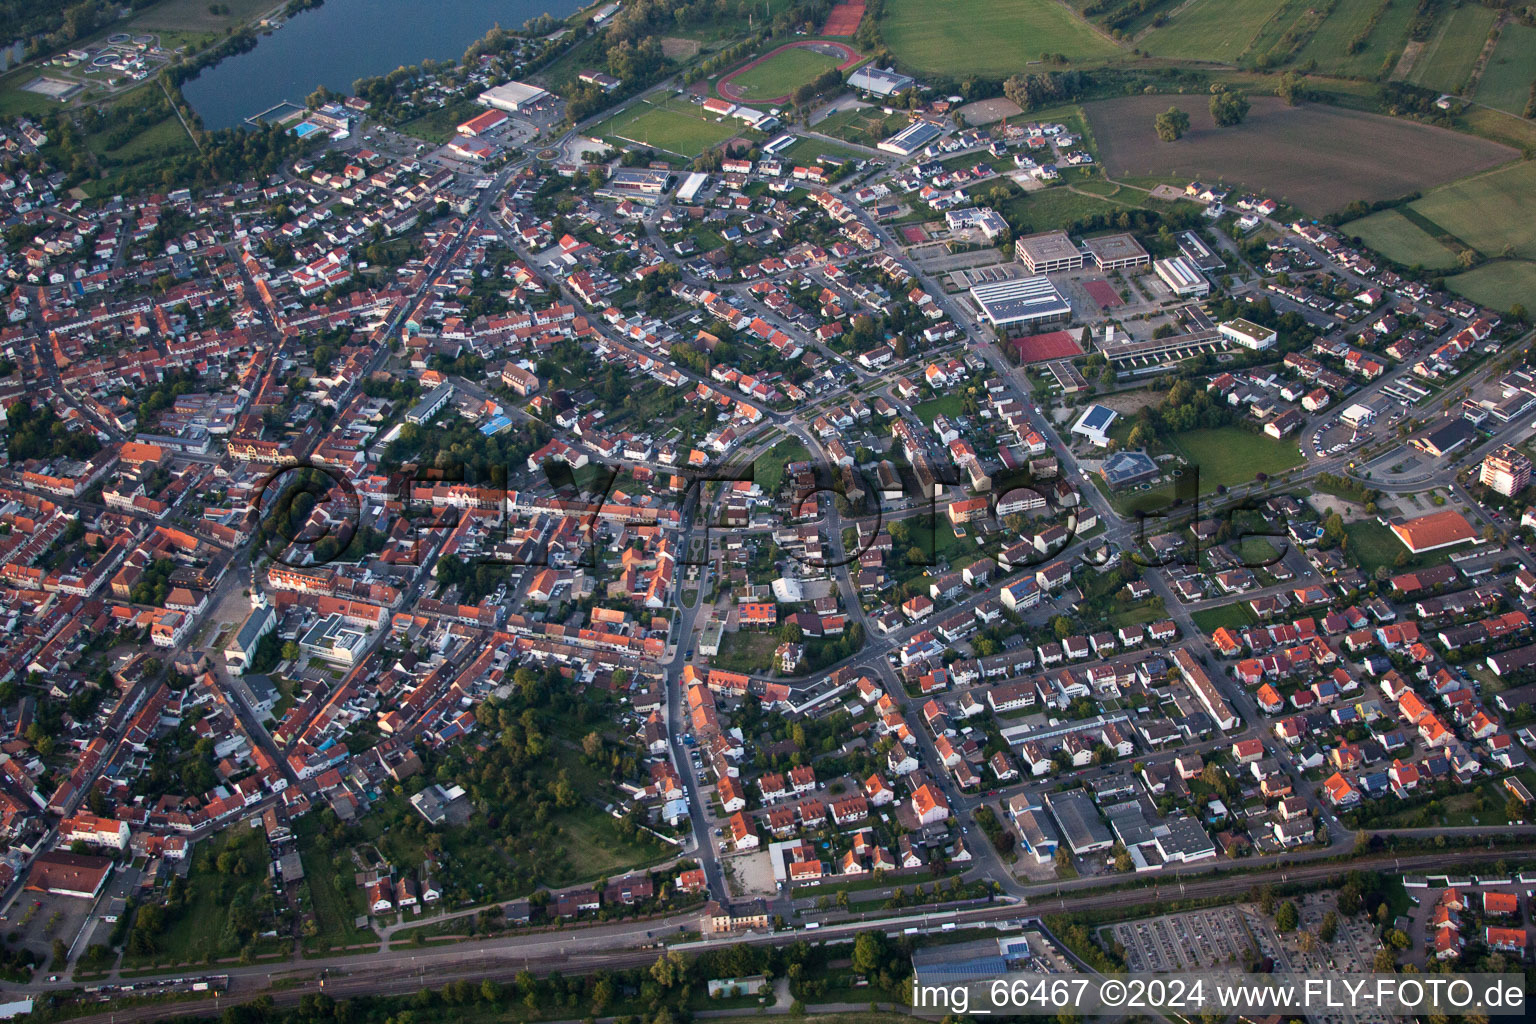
1404 2 1497 94
1446 260 1536 315
1291 0 1417 78
1139 0 1289 64
1241 0 1337 68
1346 209 1457 269
1473 22 1536 116
722 45 843 103
1406 160 1536 259
126 0 276 37
591 95 745 158
1083 93 1517 215
880 0 1123 77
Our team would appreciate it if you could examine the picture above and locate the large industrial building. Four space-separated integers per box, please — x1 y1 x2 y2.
969 276 1072 331
478 81 551 112
1014 230 1085 274
1045 789 1114 855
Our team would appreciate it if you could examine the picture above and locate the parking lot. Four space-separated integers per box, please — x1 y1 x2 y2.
4 890 97 963
1114 906 1252 971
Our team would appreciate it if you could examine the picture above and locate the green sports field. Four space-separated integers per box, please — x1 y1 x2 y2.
592 97 744 158
880 0 1122 76
1347 209 1457 269
1139 0 1289 63
726 47 843 102
1406 2 1497 94
1408 160 1536 259
1170 426 1304 492
1474 22 1536 115
1447 260 1536 315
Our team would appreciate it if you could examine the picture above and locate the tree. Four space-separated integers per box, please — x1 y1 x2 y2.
1209 87 1251 127
852 931 888 976
1323 512 1346 546
1275 900 1299 932
581 731 603 760
650 950 687 988
1319 910 1338 943
1154 106 1190 142
1276 71 1306 106
281 641 301 662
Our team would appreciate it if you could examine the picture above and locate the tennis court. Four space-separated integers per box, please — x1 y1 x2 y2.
1010 329 1084 363
822 1 865 36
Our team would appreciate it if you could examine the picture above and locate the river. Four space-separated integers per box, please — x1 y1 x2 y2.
182 0 587 130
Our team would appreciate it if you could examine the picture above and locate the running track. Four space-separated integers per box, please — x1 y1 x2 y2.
717 40 861 105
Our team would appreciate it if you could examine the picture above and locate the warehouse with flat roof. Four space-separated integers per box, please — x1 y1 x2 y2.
479 81 551 112
878 119 942 157
1154 256 1209 297
1081 232 1148 271
970 276 1072 331
1015 230 1085 274
1045 789 1114 855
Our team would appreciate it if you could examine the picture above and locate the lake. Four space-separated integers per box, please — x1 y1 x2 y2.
182 0 586 130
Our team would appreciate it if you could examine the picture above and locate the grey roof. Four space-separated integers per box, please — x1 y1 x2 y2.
1106 800 1154 847
1015 807 1058 853
1101 450 1159 487
1045 789 1114 853
1154 813 1216 860
970 276 1072 326
234 604 273 653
